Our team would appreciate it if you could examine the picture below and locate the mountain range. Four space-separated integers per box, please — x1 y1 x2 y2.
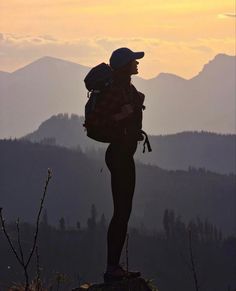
23 113 236 175
1 139 235 236
0 54 235 138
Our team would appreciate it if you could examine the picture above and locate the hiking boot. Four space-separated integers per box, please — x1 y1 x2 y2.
104 265 141 283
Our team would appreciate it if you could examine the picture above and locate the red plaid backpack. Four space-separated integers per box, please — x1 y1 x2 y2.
83 63 121 142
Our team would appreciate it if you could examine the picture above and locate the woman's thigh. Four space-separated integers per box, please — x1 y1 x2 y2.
105 144 136 218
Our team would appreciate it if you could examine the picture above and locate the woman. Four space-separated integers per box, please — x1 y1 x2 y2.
104 47 147 283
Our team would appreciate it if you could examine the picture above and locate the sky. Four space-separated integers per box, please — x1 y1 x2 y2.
0 0 235 79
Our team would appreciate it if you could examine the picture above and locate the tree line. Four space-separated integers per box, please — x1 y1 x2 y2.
0 204 235 291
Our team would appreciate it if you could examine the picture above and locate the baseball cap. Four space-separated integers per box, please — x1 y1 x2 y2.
109 47 144 70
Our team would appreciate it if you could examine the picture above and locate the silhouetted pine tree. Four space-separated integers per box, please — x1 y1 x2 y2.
87 204 97 231
59 217 65 231
163 209 170 239
76 221 81 230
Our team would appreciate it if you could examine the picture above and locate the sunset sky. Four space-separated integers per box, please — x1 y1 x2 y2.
0 0 235 78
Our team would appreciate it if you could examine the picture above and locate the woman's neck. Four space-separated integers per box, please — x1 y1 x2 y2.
113 71 131 87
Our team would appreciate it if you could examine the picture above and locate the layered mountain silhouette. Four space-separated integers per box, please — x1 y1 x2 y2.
23 113 236 175
0 54 235 138
1 139 235 236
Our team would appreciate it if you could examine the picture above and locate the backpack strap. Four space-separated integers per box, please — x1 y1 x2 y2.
141 130 152 153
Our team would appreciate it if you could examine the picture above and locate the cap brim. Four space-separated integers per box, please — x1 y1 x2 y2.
133 52 144 59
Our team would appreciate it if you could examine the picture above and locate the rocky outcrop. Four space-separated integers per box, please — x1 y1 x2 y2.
72 277 158 291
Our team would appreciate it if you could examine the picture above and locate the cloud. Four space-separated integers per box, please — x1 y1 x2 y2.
38 35 58 41
189 45 213 53
0 33 60 45
224 13 236 18
0 33 235 79
0 33 167 77
0 33 105 70
0 33 163 59
218 13 236 19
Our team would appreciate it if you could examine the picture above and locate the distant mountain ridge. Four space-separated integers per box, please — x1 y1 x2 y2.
23 113 236 175
1 139 235 236
192 53 233 79
12 55 89 76
0 54 235 138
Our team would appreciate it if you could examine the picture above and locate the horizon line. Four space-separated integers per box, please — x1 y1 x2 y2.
1 53 235 81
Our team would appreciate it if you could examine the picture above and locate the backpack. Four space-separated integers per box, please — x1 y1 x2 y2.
84 62 112 92
83 63 118 142
83 63 152 152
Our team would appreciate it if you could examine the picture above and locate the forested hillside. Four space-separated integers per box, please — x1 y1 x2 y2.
23 113 236 174
0 139 235 237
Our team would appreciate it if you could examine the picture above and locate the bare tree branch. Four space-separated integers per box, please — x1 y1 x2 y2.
0 209 24 266
26 168 52 268
16 217 25 265
35 245 41 291
0 168 52 291
188 227 200 291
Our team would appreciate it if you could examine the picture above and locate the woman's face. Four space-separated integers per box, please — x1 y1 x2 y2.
130 60 139 75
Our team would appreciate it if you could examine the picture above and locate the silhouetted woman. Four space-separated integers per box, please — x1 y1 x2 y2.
104 47 148 283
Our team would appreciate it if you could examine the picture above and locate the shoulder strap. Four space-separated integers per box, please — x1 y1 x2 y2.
141 130 152 153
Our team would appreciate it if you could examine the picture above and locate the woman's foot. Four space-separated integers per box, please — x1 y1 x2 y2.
104 265 141 283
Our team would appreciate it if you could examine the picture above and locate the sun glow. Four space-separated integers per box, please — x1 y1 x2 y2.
0 0 235 78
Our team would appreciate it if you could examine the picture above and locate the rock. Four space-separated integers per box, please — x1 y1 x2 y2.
72 277 158 291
